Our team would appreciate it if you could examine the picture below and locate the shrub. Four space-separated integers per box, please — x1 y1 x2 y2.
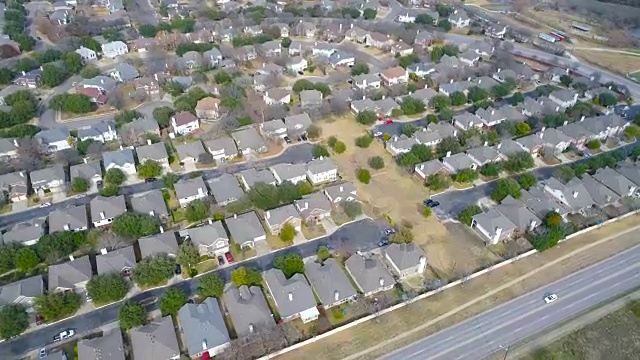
355 134 373 148
357 168 371 184
458 205 482 226
368 156 385 169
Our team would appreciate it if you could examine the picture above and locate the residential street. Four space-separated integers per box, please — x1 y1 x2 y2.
431 141 637 219
383 244 640 360
0 143 315 228
0 218 387 359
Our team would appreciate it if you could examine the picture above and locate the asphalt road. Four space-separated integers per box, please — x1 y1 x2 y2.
0 218 387 358
383 244 640 360
431 141 637 219
0 143 315 228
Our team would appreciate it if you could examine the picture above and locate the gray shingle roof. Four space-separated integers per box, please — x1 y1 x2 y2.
0 275 43 306
183 221 228 248
103 148 135 168
466 146 500 165
78 329 125 360
178 298 230 357
615 162 640 186
3 217 45 245
270 163 307 184
443 153 476 172
138 231 179 259
239 168 277 188
70 161 102 181
49 206 88 233
30 165 65 187
520 186 571 219
544 177 595 211
580 173 620 207
223 285 274 337
295 192 331 219
384 243 427 272
265 204 300 228
90 195 127 222
306 157 337 175
135 142 168 162
130 316 180 360
324 182 357 202
592 167 637 197
48 255 92 290
205 137 238 158
494 139 525 157
131 190 169 218
175 141 207 161
232 127 267 152
96 246 136 275
174 176 208 200
496 196 542 230
345 254 394 294
207 174 244 205
121 117 160 134
35 128 70 145
263 269 317 319
284 113 313 133
305 258 357 306
225 212 265 247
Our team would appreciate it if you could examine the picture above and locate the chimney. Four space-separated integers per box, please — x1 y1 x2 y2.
491 110 495 115
573 190 579 198
334 290 340 302
147 139 152 145
154 73 158 81
69 255 75 261
379 277 385 287
446 151 452 157
63 224 70 231
19 171 24 177
101 78 105 84
339 185 344 192
159 226 164 233
22 71 26 76
119 144 124 150
304 201 309 210
497 143 502 149
453 130 458 137
563 120 569 126
483 141 488 147
288 292 293 301
539 132 544 139
580 116 585 122
100 248 108 255
100 211 105 219
351 23 354 29
248 324 254 333
208 219 213 224
493 227 503 244
266 211 271 220
529 219 537 231
149 210 155 216
418 256 427 273
234 213 237 219
450 79 454 83
197 187 204 195
13 139 18 147
83 157 88 164
339 24 342 31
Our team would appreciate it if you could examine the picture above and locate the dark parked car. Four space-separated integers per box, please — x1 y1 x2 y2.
145 178 157 183
174 264 182 275
383 228 396 236
217 255 225 266
423 199 440 208
378 238 389 247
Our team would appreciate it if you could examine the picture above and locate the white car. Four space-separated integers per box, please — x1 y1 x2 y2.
53 329 75 342
39 202 52 208
543 293 558 304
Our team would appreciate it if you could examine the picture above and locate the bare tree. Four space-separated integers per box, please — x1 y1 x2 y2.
512 0 531 14
86 141 106 160
54 149 83 167
264 104 289 121
14 138 47 172
607 29 633 48
96 231 130 251
120 127 145 147
330 98 349 115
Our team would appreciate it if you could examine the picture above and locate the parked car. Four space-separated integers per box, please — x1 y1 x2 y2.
39 348 47 358
423 199 440 208
384 120 394 124
53 329 75 342
39 202 52 208
139 297 158 306
217 255 225 266
144 178 157 183
284 136 291 144
75 194 87 199
174 264 182 275
378 238 389 247
544 293 558 304
374 131 383 137
383 228 396 236
225 252 235 264
86 293 93 303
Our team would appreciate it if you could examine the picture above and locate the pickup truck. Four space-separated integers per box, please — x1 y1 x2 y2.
53 329 75 342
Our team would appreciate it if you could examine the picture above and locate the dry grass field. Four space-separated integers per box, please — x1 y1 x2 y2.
572 50 640 75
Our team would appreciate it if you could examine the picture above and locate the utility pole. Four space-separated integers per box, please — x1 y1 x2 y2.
500 345 510 360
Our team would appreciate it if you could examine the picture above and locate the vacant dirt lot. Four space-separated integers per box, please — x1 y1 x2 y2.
276 215 640 360
573 50 640 75
319 116 499 276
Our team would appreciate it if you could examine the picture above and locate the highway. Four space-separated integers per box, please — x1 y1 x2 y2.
383 244 640 360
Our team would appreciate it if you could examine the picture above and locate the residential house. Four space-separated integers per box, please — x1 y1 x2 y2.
352 73 381 91
270 163 308 185
48 255 92 292
260 119 287 139
203 48 223 67
130 317 181 360
485 25 508 39
516 134 545 156
175 141 208 167
175 176 208 207
0 275 43 310
131 190 169 220
260 40 282 58
49 9 71 25
225 211 267 248
439 80 474 96
2 218 46 246
295 192 332 223
387 134 419 156
495 196 542 235
263 268 320 323
324 182 357 203
108 63 139 83
306 157 338 184
78 121 117 143
381 66 408 86
183 220 229 257
543 177 595 213
615 162 640 187
96 246 136 275
466 146 501 166
581 173 620 207
130 38 158 53
76 46 97 63
135 141 170 172
498 104 527 122
78 76 117 94
30 165 65 194
305 258 357 309
0 138 18 160
49 206 88 233
345 26 368 43
328 50 355 68
300 90 323 109
376 98 400 117
471 208 517 245
442 153 478 173
205 137 238 163
178 298 231 358
520 97 543 118
345 253 395 296
468 41 495 58
223 285 274 338
414 30 435 47
520 186 571 220
78 330 125 360
288 41 305 56
539 127 573 154
263 88 291 106
579 114 628 141
475 107 506 127
391 41 414 57
35 129 71 152
458 49 481 66
350 98 378 114
285 113 313 139
70 161 102 190
453 112 482 130
287 56 308 73
592 167 637 197
235 45 257 62
474 76 500 92
103 148 137 177
449 9 471 28
407 63 435 78
101 41 128 58
414 160 448 181
238 168 277 190
232 127 268 154
383 243 428 279
295 21 316 38
0 171 28 202
264 204 302 235
13 69 43 88
91 195 127 227
549 89 579 108
208 174 244 206
493 68 518 83
270 23 290 38
193 97 221 122
365 31 394 49
169 111 200 137
409 87 438 105
121 117 160 136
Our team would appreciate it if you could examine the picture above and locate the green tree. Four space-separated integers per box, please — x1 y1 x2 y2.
86 273 130 304
277 181 303 204
530 227 565 251
355 110 377 125
197 274 225 298
515 122 531 136
49 94 93 113
105 168 126 185
112 213 160 238
176 241 199 270
350 63 369 76
518 173 537 190
436 136 462 158
14 34 36 52
390 226 414 243
307 124 321 140
292 79 315 93
341 200 362 219
398 53 421 69
423 206 432 218
492 84 510 98
81 36 102 52
312 144 330 158
510 92 525 105
368 156 385 169
0 245 19 273
449 91 467 106
35 49 63 63
100 184 120 197
35 231 87 261
426 174 451 192
400 97 426 115
159 288 187 316
355 134 373 148
139 24 158 38
467 86 489 103
15 58 38 73
273 254 304 278
504 152 535 173
559 74 573 87
80 65 101 79
430 46 445 62
585 139 601 150
545 211 563 228
431 95 452 112
624 124 640 138
0 68 14 84
0 305 28 339
479 162 502 177
248 183 280 210
281 37 292 48
598 93 617 107
115 110 143 127
162 173 179 189
132 256 176 287
317 246 331 261
41 64 67 87
334 141 347 154
230 267 262 287
185 200 210 222
62 52 84 74
152 106 174 129
34 292 82 322
137 160 162 179
491 178 522 202
454 168 478 183
357 168 371 184
458 205 482 226
437 19 452 31
363 8 377 19
279 223 296 242
553 165 576 183
415 13 434 24
14 247 39 272
119 302 147 330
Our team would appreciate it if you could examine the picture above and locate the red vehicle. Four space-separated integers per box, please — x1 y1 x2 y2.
35 314 44 325
225 252 235 264
378 116 384 121
384 119 394 124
